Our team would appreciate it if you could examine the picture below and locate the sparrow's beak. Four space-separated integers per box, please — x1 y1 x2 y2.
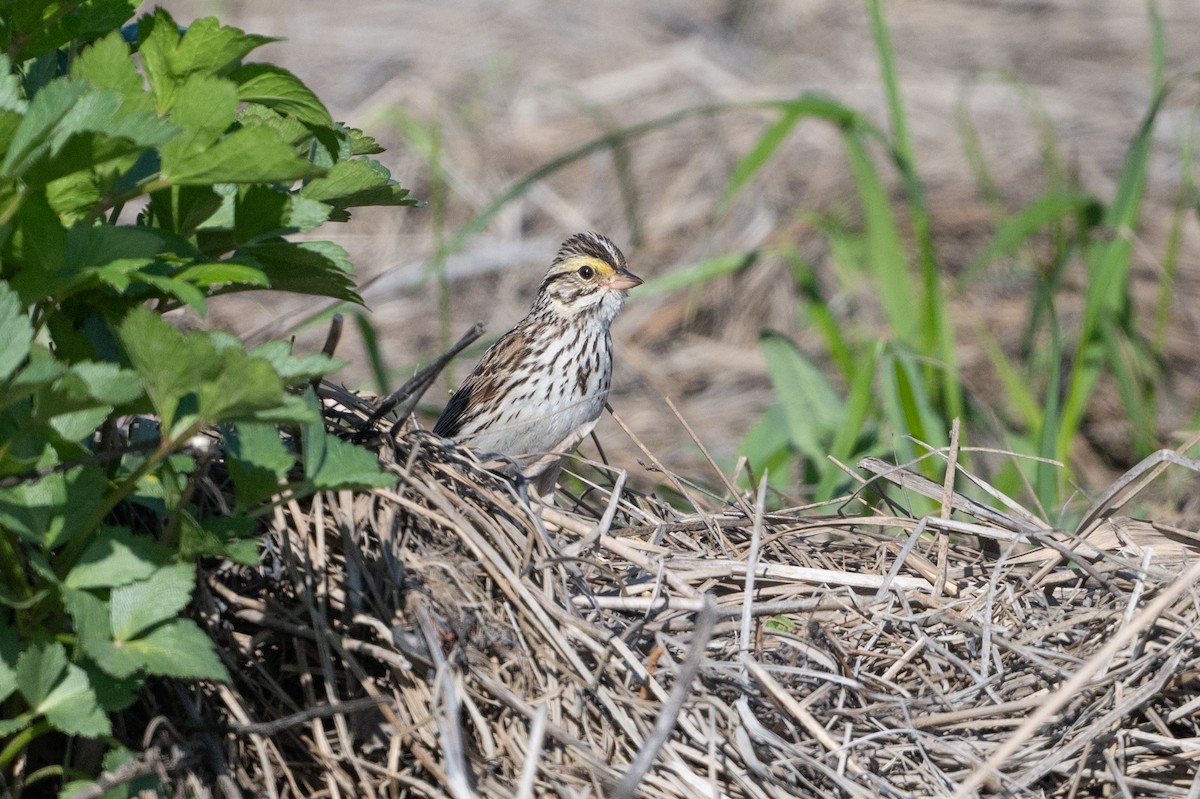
603 268 643 292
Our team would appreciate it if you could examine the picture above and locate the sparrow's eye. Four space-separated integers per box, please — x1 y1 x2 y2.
579 265 595 280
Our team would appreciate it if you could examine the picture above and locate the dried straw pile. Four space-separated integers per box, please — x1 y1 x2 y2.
130 385 1200 799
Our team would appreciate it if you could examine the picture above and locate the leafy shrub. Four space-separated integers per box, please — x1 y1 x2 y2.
0 2 409 792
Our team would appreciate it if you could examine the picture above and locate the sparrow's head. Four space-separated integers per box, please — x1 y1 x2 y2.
538 232 642 315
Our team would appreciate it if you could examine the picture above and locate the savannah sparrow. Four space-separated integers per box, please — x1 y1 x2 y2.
433 232 642 476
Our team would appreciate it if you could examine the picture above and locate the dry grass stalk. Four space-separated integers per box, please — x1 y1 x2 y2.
110 385 1200 799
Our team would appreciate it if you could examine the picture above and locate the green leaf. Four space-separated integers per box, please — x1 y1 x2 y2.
38 360 143 440
131 272 207 313
0 281 34 381
248 341 343 384
139 11 278 111
110 563 195 641
175 261 270 290
85 666 140 713
345 125 384 156
11 221 164 303
2 74 176 186
64 586 139 678
165 124 324 185
124 618 227 680
5 191 67 302
225 422 293 508
65 526 170 589
198 351 285 426
0 465 107 548
4 0 135 62
0 53 27 114
118 308 286 434
16 639 67 707
298 158 415 212
307 436 392 490
1 78 89 179
234 185 332 243
146 184 224 237
17 640 111 737
759 330 843 462
241 239 363 304
158 74 238 168
179 512 257 563
301 392 391 490
72 30 155 114
230 63 332 128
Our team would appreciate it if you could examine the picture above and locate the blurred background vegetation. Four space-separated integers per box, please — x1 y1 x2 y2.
160 0 1200 523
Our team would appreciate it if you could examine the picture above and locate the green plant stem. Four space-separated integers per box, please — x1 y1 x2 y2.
56 428 196 577
0 717 48 770
0 532 31 601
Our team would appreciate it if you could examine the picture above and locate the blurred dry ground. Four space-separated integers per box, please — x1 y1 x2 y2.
158 0 1200 493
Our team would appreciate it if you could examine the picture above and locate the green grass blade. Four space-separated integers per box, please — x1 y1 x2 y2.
867 0 912 161
975 326 1041 432
815 339 881 501
758 330 843 464
787 249 855 382
1155 109 1195 351
722 94 865 208
352 312 389 397
1149 0 1166 94
1105 324 1158 457
1056 92 1162 461
962 191 1099 281
721 105 803 207
841 127 919 347
634 252 757 299
739 404 798 493
1035 303 1064 511
879 346 947 470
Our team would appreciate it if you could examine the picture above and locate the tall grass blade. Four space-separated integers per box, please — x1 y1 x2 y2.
1035 304 1064 511
722 95 864 207
721 105 803 208
815 339 882 501
841 127 919 347
962 191 1099 281
975 327 1041 432
758 330 843 465
353 312 389 398
635 252 756 298
1056 92 1162 462
788 249 854 381
867 0 961 422
879 346 947 473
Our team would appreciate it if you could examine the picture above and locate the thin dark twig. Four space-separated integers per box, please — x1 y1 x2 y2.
0 437 159 488
356 321 485 439
310 313 344 393
227 695 396 737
